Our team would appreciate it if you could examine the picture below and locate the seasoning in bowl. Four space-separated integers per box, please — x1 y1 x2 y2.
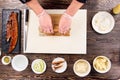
73 59 91 77
31 59 46 74
52 57 67 73
92 11 115 34
93 56 111 73
1 56 11 65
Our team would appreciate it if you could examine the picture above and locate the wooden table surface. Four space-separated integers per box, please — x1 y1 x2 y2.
0 0 120 80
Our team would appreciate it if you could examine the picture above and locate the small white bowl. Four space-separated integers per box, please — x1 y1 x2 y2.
52 57 67 73
31 59 46 74
93 56 111 73
73 59 91 77
92 11 115 34
12 55 29 71
1 56 11 65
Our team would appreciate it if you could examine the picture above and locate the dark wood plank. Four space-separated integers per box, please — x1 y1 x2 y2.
0 0 120 80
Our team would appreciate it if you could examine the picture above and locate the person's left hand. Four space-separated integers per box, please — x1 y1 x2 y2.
59 13 72 34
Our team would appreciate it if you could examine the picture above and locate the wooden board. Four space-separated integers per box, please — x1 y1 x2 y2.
24 9 87 54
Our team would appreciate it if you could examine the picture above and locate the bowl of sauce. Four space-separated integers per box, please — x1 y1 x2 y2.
31 59 46 74
73 59 91 77
1 56 11 65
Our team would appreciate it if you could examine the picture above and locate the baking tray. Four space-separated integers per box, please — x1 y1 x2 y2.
2 9 21 53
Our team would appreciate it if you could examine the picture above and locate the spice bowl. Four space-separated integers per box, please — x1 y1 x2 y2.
1 56 11 65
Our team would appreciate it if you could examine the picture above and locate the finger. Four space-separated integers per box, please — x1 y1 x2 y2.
59 25 63 33
63 29 67 34
43 27 48 33
50 29 54 33
46 28 51 33
58 27 61 33
45 26 53 34
62 26 70 34
39 27 44 33
60 28 64 34
63 29 69 34
49 26 54 33
43 29 47 33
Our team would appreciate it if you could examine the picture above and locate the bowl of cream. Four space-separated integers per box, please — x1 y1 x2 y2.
31 59 46 74
73 59 91 77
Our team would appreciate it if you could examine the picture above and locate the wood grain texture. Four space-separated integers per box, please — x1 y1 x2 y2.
0 0 120 80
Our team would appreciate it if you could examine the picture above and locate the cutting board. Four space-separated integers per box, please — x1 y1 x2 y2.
24 9 87 54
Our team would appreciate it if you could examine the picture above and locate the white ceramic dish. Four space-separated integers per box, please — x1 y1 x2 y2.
1 56 11 65
11 55 28 71
31 59 46 74
73 59 91 77
92 11 115 34
93 56 111 73
52 57 67 73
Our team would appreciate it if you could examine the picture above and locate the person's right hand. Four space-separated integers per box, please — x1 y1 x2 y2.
38 10 53 34
59 13 72 34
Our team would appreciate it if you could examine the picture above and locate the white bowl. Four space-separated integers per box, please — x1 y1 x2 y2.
51 57 67 73
31 59 46 74
73 59 91 77
1 56 11 65
92 11 115 34
93 56 111 73
11 55 29 71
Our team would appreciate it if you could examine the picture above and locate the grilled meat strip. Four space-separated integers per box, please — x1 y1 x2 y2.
6 12 18 53
6 21 12 42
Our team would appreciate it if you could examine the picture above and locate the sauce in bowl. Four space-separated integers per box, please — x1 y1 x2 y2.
73 59 91 77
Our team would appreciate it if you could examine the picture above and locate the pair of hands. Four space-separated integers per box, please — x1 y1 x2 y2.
38 10 72 34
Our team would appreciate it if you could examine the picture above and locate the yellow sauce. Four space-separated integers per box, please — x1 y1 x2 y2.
4 57 10 63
